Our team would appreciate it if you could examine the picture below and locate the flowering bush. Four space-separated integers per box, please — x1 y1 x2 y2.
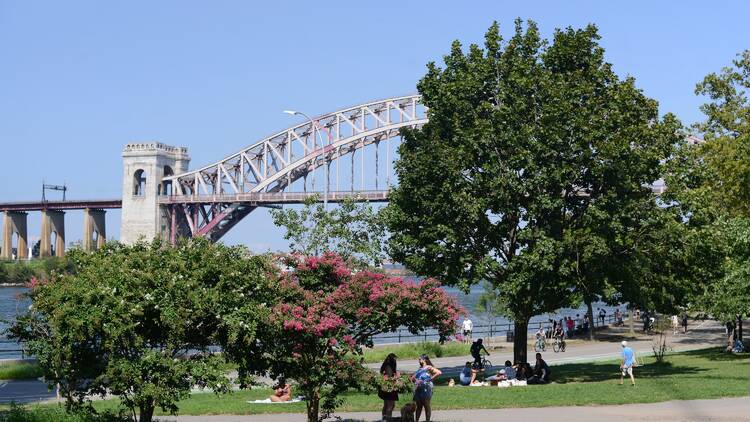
224 252 463 422
374 371 412 394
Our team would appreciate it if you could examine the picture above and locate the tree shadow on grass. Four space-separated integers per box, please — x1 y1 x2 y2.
551 360 706 384
679 346 750 362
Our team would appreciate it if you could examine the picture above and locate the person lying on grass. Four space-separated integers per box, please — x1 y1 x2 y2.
269 378 292 402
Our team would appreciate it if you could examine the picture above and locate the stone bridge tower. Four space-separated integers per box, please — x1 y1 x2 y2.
121 143 189 244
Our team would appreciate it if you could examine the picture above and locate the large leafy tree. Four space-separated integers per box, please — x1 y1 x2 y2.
664 50 750 331
271 195 387 267
9 239 276 422
385 20 679 361
221 253 462 422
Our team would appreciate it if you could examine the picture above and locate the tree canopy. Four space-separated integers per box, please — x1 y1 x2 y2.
271 195 387 267
9 239 276 422
219 253 462 422
385 19 680 361
664 50 750 324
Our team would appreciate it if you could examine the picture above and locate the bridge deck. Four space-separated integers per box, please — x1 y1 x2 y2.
0 199 122 212
159 190 389 205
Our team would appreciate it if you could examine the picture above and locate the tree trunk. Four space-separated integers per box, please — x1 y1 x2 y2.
586 299 595 341
513 319 529 363
628 307 635 337
306 388 320 422
737 316 743 341
139 403 155 422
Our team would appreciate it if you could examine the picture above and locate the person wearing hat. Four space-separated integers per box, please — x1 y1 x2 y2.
620 341 636 386
378 353 399 421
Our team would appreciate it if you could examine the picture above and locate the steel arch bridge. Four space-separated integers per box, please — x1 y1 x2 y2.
161 95 426 242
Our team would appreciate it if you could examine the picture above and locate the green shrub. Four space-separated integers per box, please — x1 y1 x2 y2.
0 404 127 422
0 362 44 380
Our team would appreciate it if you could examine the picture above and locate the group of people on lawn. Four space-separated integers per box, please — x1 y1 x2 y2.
460 338 551 386
267 338 637 422
374 341 552 422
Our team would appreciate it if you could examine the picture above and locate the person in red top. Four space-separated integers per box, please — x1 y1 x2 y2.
566 317 574 334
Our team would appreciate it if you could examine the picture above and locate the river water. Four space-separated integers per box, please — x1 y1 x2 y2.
0 285 622 357
0 286 30 359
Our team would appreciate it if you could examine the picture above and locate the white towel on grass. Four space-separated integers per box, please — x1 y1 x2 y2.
247 396 304 404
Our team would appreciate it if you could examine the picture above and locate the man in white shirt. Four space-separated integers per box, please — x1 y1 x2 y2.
462 318 473 343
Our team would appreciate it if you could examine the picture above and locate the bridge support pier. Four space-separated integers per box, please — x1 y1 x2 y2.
83 208 106 251
2 212 28 259
40 210 65 257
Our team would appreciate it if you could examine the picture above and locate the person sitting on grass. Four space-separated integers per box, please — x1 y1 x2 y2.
502 360 516 380
269 378 292 402
487 360 516 384
528 353 551 384
514 361 528 381
459 362 474 386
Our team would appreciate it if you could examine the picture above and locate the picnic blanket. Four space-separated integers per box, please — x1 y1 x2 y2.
247 396 305 404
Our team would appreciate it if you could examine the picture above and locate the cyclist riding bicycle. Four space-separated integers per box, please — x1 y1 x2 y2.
470 338 489 369
534 328 547 351
553 326 564 340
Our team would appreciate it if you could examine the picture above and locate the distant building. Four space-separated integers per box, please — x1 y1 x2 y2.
380 261 414 276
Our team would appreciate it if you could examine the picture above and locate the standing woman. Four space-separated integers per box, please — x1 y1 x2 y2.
378 353 399 422
411 354 442 422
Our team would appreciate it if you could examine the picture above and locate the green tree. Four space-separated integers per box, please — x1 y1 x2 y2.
385 20 680 361
663 51 750 333
220 253 462 422
8 239 276 422
270 195 387 266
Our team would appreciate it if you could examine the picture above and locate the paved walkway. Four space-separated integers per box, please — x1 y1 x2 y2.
164 396 750 421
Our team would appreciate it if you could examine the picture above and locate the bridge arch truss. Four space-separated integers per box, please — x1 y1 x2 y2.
161 95 426 242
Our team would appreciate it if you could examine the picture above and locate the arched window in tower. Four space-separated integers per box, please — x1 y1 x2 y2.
133 169 146 196
160 166 174 196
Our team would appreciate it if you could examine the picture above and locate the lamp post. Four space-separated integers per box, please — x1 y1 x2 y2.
283 110 329 207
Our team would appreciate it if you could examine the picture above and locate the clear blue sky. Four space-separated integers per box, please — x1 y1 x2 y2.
1 1 748 251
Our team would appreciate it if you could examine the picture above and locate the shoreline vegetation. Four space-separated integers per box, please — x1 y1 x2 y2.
0 258 68 287
0 361 43 380
363 341 487 363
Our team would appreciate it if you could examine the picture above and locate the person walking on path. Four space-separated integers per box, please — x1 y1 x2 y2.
620 341 636 386
682 313 689 334
411 355 442 422
671 315 680 335
461 317 473 344
378 353 399 422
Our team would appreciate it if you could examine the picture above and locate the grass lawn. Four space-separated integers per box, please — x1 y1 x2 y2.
38 347 741 416
0 361 43 380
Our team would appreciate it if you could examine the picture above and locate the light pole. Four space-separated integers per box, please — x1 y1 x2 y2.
283 110 328 207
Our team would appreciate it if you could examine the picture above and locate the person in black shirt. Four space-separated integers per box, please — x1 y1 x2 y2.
528 353 551 384
378 353 398 421
470 338 489 369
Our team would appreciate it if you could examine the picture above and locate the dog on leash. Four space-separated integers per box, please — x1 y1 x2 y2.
396 402 416 422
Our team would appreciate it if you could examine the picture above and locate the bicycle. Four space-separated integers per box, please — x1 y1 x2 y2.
552 336 566 353
480 356 492 372
534 337 546 352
